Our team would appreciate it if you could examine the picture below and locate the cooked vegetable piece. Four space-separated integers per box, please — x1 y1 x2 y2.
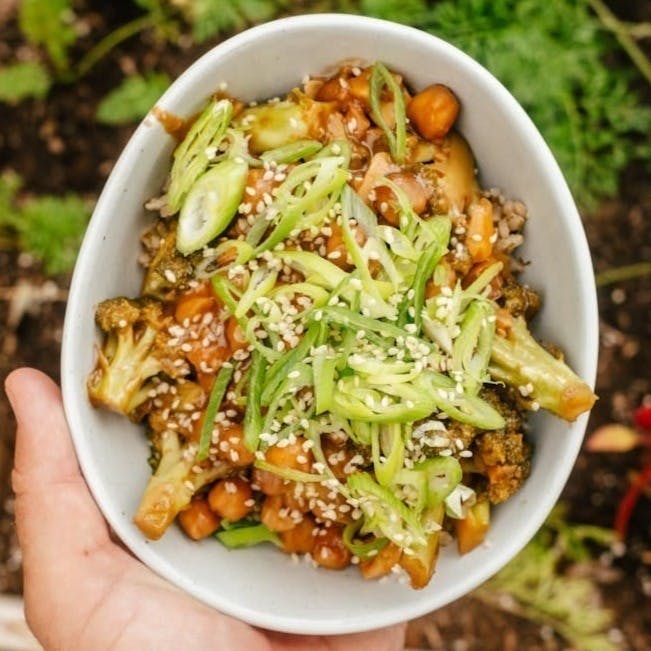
196 364 234 461
168 99 233 213
407 84 460 141
134 430 230 540
260 139 323 164
489 317 597 421
178 499 221 541
455 500 490 554
88 297 182 415
216 522 281 549
177 159 248 255
369 62 407 162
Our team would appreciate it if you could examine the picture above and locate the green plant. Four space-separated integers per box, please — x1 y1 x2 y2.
474 505 617 651
0 172 91 275
171 0 290 43
0 62 51 105
18 0 77 74
96 73 172 125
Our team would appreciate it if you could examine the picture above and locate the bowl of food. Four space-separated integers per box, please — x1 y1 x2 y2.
61 13 598 635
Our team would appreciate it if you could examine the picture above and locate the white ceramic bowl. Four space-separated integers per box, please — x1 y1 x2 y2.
61 14 598 635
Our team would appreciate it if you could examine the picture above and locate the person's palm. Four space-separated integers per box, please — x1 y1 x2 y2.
8 369 405 651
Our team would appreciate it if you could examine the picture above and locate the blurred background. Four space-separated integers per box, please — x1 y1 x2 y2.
0 1 649 649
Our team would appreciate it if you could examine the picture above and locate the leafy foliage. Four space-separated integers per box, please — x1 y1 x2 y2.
96 73 171 125
0 62 51 105
359 0 426 23
0 172 90 275
360 0 651 211
475 505 617 651
173 0 288 43
18 0 78 73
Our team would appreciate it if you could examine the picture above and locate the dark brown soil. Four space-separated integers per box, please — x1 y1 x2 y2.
0 1 649 648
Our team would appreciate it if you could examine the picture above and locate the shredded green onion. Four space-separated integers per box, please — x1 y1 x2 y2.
196 364 234 461
369 62 407 163
216 522 281 549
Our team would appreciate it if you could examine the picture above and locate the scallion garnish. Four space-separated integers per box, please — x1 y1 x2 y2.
196 364 234 461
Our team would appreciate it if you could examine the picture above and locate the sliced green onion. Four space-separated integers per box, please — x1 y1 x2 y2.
261 320 323 405
464 261 503 297
235 267 279 318
243 350 265 452
369 62 406 163
168 98 233 213
216 523 281 549
248 157 348 255
452 300 495 395
371 423 405 486
260 139 323 164
415 457 463 506
254 459 326 483
315 140 352 166
313 349 337 414
177 159 248 255
196 364 234 461
347 472 426 548
342 520 389 558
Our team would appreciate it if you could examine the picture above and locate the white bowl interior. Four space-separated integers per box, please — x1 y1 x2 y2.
61 15 598 635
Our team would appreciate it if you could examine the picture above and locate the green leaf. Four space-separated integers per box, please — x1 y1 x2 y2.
415 0 651 211
96 73 171 125
17 196 91 275
19 0 77 73
0 62 51 105
0 172 22 221
185 0 283 43
360 0 427 23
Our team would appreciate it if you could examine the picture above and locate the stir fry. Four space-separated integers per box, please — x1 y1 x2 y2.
87 62 597 589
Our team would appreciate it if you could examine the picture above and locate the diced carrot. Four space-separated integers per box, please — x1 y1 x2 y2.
455 501 490 554
466 198 495 262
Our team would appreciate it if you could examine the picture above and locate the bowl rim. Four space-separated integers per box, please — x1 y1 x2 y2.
61 12 599 635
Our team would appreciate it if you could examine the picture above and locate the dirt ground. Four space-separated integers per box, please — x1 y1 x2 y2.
0 2 649 649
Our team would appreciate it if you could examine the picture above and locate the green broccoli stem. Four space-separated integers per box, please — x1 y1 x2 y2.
489 317 596 421
134 430 230 540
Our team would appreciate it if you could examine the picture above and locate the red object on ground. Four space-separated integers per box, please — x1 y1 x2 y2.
634 406 651 432
614 463 651 541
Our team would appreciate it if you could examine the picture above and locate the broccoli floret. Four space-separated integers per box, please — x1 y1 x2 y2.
134 429 230 540
141 221 195 300
500 279 541 320
87 297 187 417
489 316 596 421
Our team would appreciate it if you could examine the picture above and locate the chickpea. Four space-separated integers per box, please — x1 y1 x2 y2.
252 467 290 496
359 543 402 580
215 423 255 468
260 495 297 532
178 498 221 540
280 515 317 554
373 172 429 226
348 68 372 104
265 437 314 472
312 526 352 570
310 484 353 526
407 84 460 141
315 77 349 103
225 316 248 352
322 437 357 481
208 478 253 521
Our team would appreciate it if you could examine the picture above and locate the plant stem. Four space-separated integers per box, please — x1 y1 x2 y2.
627 22 651 40
587 0 651 86
75 14 157 79
595 261 651 287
